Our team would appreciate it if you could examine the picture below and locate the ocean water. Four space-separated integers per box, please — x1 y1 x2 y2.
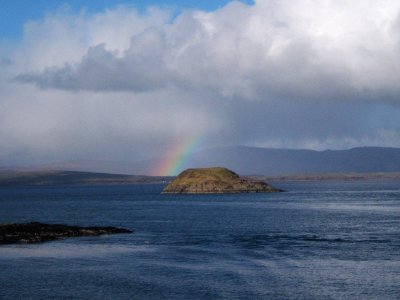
0 181 399 300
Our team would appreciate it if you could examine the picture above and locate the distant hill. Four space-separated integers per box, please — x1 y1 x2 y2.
183 146 400 176
18 160 150 176
0 170 171 187
6 146 400 176
1 169 399 187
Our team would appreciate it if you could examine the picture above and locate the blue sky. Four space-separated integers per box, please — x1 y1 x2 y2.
0 0 253 41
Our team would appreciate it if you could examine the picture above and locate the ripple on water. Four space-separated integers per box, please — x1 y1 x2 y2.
0 241 154 258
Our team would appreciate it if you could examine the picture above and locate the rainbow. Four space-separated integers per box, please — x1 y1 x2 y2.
153 133 204 176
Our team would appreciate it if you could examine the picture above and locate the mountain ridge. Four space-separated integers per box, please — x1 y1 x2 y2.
183 146 400 175
3 146 400 176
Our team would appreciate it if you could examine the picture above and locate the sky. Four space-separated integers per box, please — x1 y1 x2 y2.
1 0 400 167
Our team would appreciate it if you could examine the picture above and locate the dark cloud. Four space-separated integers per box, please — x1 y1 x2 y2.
2 0 400 167
0 58 13 66
16 37 170 92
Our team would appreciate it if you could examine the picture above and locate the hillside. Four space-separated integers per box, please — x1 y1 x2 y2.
0 170 171 187
162 167 282 194
18 146 400 176
182 146 400 176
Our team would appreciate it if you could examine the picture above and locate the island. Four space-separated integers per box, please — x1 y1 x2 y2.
0 222 132 245
162 167 283 194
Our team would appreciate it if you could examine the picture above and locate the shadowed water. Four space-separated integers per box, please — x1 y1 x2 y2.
0 181 399 299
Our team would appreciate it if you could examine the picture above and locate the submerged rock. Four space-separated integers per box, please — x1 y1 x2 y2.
0 222 132 245
162 167 283 194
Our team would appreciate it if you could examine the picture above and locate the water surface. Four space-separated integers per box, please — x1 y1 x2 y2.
0 181 399 299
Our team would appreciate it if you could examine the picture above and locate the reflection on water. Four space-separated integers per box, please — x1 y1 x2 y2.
0 242 153 258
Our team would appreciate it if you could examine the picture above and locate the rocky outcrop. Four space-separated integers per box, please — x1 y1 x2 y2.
0 222 132 245
162 167 283 194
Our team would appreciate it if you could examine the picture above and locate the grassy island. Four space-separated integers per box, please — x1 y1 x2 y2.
162 167 283 194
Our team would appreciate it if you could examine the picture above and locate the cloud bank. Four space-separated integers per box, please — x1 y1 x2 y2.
15 0 400 101
2 0 400 167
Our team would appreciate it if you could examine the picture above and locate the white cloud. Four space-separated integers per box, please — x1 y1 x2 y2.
14 0 400 102
2 0 400 165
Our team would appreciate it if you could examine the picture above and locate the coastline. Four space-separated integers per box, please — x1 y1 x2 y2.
0 170 399 187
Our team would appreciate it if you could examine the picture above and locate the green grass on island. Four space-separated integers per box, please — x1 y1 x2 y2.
162 167 282 194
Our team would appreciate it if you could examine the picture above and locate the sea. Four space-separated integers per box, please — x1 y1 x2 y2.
0 180 399 300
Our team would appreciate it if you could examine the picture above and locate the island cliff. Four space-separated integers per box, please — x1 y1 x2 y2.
162 167 282 194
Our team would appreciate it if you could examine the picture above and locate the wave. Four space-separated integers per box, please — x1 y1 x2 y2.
232 234 392 247
0 242 154 259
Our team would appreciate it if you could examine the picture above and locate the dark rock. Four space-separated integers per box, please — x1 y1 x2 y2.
0 222 133 245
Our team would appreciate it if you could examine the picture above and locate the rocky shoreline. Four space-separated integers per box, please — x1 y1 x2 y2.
0 222 133 245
